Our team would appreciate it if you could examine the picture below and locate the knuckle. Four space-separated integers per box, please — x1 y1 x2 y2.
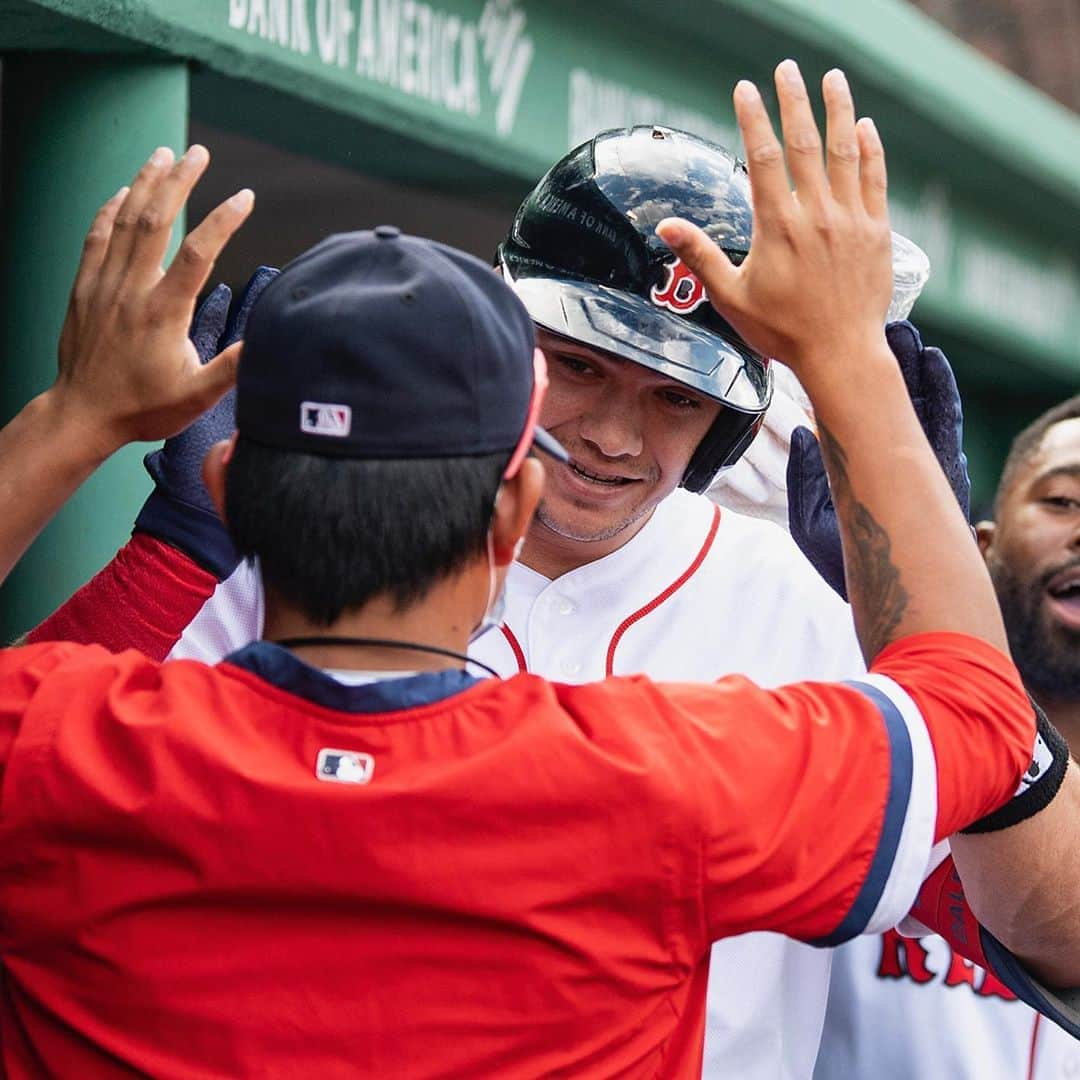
865 170 888 195
113 212 136 233
136 208 163 234
786 130 822 156
828 139 860 164
178 239 206 268
82 226 107 251
748 141 784 168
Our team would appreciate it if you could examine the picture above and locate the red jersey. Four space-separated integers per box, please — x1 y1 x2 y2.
0 632 1031 1078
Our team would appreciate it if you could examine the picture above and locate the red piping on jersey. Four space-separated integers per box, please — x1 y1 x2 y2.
1027 1013 1042 1080
500 624 528 674
605 504 721 677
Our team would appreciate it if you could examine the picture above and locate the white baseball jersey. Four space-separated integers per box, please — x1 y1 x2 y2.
816 932 1080 1079
170 487 867 1080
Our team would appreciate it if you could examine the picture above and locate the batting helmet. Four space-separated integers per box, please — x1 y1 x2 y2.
497 125 772 493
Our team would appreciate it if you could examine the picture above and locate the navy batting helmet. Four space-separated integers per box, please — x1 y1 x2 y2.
497 125 772 493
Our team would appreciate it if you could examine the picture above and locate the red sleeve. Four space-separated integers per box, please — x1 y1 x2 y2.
649 672 924 945
653 632 1033 946
27 535 217 661
0 642 88 793
870 632 1035 840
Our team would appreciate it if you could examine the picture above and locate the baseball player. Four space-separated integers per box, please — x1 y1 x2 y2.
26 67 1080 1076
814 395 1080 1080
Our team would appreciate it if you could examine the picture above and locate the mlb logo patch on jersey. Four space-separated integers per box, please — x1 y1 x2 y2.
300 401 352 438
316 748 375 785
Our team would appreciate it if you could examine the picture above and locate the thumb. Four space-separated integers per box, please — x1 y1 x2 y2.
787 425 833 542
189 339 242 414
655 217 738 306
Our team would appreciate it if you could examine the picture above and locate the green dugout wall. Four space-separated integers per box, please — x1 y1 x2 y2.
2 0 1079 637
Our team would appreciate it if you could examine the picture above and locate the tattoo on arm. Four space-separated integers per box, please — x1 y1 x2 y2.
818 422 908 658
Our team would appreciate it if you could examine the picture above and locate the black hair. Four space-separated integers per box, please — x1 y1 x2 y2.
994 394 1080 516
225 438 508 625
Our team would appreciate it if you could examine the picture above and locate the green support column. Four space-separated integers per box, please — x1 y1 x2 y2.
1 55 188 640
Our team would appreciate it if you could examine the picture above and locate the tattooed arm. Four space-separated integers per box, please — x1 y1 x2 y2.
657 63 1080 989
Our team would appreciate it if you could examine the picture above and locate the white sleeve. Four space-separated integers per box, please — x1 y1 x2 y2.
822 672 938 941
167 559 264 662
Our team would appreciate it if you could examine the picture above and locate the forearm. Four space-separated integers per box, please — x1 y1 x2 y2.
0 390 115 586
28 533 219 659
950 762 1080 986
803 340 1008 661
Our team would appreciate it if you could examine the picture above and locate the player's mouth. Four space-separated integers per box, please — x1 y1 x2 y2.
1044 564 1080 632
567 460 639 487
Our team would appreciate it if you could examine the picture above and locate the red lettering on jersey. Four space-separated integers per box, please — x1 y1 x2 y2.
877 928 935 984
650 258 709 314
944 952 978 989
978 969 1018 1002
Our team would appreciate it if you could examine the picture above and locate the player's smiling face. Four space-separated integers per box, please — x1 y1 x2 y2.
980 417 1080 700
526 328 721 568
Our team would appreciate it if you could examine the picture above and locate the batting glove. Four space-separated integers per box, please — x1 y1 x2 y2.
787 320 971 600
134 266 279 578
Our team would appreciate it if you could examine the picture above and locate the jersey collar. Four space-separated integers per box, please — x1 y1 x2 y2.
223 641 482 714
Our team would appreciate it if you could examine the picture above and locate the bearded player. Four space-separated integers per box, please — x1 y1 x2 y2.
815 395 1080 1080
28 66 1080 1077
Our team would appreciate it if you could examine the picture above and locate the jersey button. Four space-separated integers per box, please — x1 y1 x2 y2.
554 596 575 615
562 659 581 676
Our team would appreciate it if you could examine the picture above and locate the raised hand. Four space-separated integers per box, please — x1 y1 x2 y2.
53 145 254 456
654 62 892 383
0 146 254 584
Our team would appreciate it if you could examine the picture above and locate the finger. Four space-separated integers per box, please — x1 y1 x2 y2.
223 265 280 344
70 186 129 310
856 117 888 220
774 59 827 204
787 426 848 599
125 145 212 284
733 80 790 216
190 283 233 366
101 146 175 284
158 189 255 314
655 217 739 308
822 69 860 207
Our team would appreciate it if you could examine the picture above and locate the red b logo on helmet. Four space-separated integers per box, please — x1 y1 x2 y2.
650 258 708 314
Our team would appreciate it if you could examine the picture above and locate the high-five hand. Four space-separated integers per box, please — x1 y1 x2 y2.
0 146 253 584
656 61 892 383
55 145 254 455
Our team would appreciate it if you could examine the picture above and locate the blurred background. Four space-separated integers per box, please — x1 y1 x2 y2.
2 0 1078 638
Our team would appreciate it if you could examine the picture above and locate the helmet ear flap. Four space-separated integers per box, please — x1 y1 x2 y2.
681 412 766 494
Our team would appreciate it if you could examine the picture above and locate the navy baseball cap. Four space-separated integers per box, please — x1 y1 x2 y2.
237 226 567 477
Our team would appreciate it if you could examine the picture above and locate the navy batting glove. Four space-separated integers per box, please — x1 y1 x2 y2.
788 320 971 601
135 267 280 578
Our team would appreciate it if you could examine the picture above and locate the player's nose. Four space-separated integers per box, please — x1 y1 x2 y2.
578 393 645 459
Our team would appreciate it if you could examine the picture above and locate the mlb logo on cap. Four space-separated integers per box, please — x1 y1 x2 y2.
300 401 352 438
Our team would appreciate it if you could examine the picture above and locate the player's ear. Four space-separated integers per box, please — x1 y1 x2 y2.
491 457 543 565
974 520 996 562
202 434 238 524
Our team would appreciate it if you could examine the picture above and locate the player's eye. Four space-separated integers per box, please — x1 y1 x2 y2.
552 353 597 378
660 388 702 410
1041 494 1080 511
